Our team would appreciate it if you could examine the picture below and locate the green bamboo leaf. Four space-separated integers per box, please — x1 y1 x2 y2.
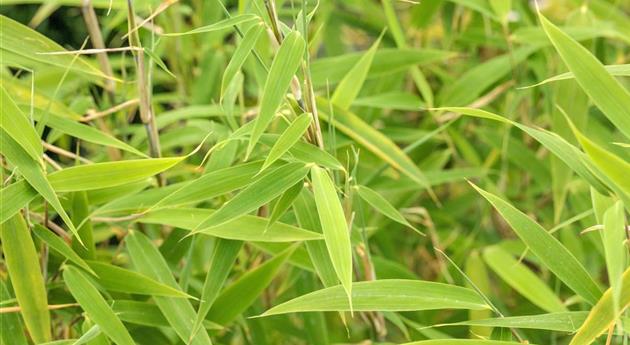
331 33 382 109
570 267 630 345
0 85 42 161
192 162 310 231
35 112 147 157
260 279 489 316
571 125 630 197
294 189 339 287
85 261 193 298
483 246 567 313
0 15 105 77
247 31 306 157
310 48 454 88
63 265 135 345
70 191 95 259
436 107 609 194
0 129 79 240
31 225 95 275
0 215 50 343
111 300 223 330
311 165 353 311
105 160 264 215
140 207 322 242
436 311 592 332
260 134 344 171
192 239 242 338
0 179 41 223
267 181 303 230
125 230 213 345
221 23 265 96
316 98 430 189
471 183 602 305
163 14 259 36
602 201 627 316
48 157 184 192
207 245 295 325
0 280 28 345
260 113 312 173
523 64 630 89
355 185 423 235
540 13 630 139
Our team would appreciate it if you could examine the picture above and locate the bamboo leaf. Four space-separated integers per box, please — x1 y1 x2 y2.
311 165 353 311
471 183 602 305
260 279 489 316
0 85 42 161
63 265 135 345
207 245 295 325
193 162 310 231
331 33 382 109
570 267 630 345
163 14 260 36
221 23 265 96
602 201 627 316
192 239 242 337
85 261 194 298
247 31 306 157
540 13 630 139
125 230 213 345
267 181 303 230
355 185 423 235
0 214 51 343
260 113 312 173
140 207 323 242
0 129 79 239
483 246 567 313
32 225 95 275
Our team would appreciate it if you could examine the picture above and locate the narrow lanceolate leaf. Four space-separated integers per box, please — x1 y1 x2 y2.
192 239 242 337
267 181 304 230
260 279 489 316
570 267 630 345
208 245 295 325
331 33 382 109
63 266 135 345
572 126 630 197
0 214 51 343
247 31 306 157
355 185 423 235
125 231 213 345
163 14 260 36
0 280 28 345
437 107 609 194
260 113 312 173
317 98 430 189
311 165 353 311
260 134 344 171
0 85 42 161
193 162 310 231
602 201 627 315
141 207 322 242
71 191 95 260
483 246 567 313
438 312 594 332
524 64 630 88
540 14 630 139
32 225 95 275
221 23 265 95
85 261 193 298
0 130 79 241
48 157 184 192
471 184 602 305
